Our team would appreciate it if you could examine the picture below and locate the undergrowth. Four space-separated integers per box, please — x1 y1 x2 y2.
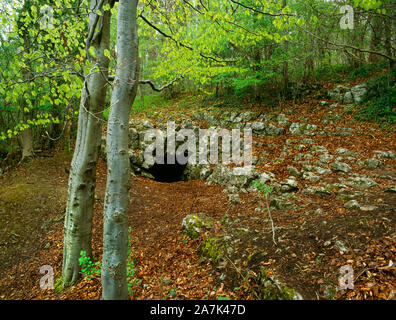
78 227 141 295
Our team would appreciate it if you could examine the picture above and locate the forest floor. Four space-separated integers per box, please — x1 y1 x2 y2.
0 82 395 300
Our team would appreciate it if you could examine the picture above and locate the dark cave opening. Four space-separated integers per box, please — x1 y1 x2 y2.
147 152 188 183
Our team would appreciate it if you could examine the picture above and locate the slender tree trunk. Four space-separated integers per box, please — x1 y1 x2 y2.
281 0 289 96
20 109 34 161
369 14 382 63
102 0 139 300
62 0 112 287
18 1 34 161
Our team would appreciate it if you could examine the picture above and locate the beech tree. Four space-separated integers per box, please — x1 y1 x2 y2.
101 0 139 300
62 0 113 286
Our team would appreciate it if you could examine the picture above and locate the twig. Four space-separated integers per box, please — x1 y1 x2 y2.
264 194 277 246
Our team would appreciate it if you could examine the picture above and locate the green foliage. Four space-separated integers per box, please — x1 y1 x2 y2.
259 267 298 300
79 250 101 280
356 85 396 124
0 0 85 148
126 227 141 295
78 228 142 295
347 62 385 81
54 276 65 294
356 70 396 124
252 179 272 199
201 237 225 264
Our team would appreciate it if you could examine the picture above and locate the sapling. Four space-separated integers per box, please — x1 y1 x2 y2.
252 179 277 246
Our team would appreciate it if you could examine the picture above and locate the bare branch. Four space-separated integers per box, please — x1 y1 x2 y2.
229 0 294 17
108 74 184 92
139 74 184 92
139 14 237 64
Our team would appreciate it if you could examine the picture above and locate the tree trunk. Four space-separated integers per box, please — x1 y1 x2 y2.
102 0 139 300
18 1 34 162
369 14 382 63
62 0 112 287
20 110 34 161
281 0 289 96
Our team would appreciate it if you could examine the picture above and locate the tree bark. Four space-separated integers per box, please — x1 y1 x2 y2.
62 0 112 287
102 0 139 300
20 110 34 161
369 14 382 63
281 0 289 96
18 0 34 161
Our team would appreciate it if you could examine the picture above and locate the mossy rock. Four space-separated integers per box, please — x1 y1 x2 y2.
182 213 214 239
259 267 302 300
200 237 226 264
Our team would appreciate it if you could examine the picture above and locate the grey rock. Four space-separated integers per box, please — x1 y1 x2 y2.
327 85 350 101
331 162 352 173
270 197 295 210
374 150 396 160
277 114 289 125
259 172 275 184
344 176 377 190
335 240 348 254
302 171 321 182
128 128 140 149
350 83 367 104
385 185 396 193
289 123 318 136
344 200 360 209
319 153 334 164
359 205 378 212
343 91 354 104
182 213 213 239
287 166 301 177
301 138 315 145
364 158 383 170
310 145 328 154
281 177 299 193
252 122 285 136
314 166 331 175
228 193 241 205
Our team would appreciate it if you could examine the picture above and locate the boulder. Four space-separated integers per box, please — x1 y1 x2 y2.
182 213 214 239
350 83 367 104
344 200 360 210
331 162 352 173
280 177 299 193
343 176 378 189
289 123 318 136
327 85 350 101
374 150 396 160
270 197 295 210
302 171 321 182
251 122 285 136
287 166 301 177
364 158 383 170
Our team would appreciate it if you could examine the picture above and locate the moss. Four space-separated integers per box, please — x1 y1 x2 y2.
322 284 337 300
0 183 35 205
201 237 225 264
182 213 213 239
54 277 65 294
259 267 300 300
140 171 155 180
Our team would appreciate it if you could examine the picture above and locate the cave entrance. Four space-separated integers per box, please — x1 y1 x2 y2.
147 153 188 183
